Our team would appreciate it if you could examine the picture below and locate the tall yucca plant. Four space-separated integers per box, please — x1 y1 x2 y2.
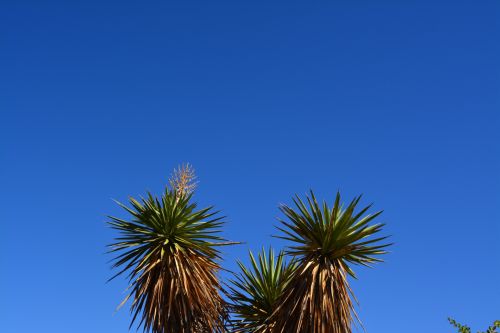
271 191 391 333
108 165 231 333
228 247 296 333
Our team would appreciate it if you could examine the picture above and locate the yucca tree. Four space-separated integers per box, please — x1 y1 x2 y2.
228 247 296 333
107 165 232 333
270 191 391 333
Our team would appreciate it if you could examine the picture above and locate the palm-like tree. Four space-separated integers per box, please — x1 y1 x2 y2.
228 247 296 333
270 191 391 333
108 165 232 333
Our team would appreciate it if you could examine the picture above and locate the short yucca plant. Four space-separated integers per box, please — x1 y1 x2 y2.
270 191 391 333
108 165 232 333
228 247 296 333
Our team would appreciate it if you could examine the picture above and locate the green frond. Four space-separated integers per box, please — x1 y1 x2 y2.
228 247 296 333
108 181 232 333
276 190 391 276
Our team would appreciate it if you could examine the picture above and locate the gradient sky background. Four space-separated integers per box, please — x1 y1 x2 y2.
1 0 499 332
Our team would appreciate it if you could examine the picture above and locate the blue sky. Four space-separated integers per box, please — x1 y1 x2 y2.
1 0 499 332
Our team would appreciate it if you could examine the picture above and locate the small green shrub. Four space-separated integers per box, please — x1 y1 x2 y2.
448 318 500 333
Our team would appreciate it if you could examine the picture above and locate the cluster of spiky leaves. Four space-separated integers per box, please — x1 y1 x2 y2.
108 176 231 333
228 248 296 333
267 191 391 333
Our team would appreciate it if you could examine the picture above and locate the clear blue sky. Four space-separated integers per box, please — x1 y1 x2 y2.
1 0 499 332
